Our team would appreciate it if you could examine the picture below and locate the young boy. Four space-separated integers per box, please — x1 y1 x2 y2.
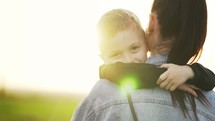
98 9 147 65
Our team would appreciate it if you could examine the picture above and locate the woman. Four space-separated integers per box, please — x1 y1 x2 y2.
99 0 215 120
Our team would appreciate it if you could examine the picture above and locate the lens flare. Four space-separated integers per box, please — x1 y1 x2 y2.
119 74 139 92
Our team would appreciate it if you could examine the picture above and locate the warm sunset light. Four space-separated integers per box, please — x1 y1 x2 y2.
0 0 214 95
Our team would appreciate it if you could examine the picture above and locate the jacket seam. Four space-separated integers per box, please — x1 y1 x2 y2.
93 98 215 120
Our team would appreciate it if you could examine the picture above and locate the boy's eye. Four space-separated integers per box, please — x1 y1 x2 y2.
131 46 139 52
110 53 121 58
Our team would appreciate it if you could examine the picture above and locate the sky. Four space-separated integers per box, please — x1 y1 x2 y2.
0 0 214 94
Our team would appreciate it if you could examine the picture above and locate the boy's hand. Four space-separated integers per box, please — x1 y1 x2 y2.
157 63 194 91
177 84 200 97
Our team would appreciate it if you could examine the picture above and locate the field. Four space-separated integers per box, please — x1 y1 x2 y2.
0 90 84 121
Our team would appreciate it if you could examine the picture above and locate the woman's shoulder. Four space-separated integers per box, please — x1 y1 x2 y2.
86 80 173 106
88 80 171 100
79 80 125 113
87 79 124 101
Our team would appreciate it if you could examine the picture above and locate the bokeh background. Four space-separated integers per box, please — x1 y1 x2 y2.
0 0 214 121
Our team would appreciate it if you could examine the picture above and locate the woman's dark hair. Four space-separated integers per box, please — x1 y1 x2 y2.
151 0 209 120
152 0 207 64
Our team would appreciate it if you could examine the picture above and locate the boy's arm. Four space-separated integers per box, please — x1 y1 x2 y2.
187 63 215 91
99 62 166 88
157 64 194 91
99 62 215 91
158 63 215 91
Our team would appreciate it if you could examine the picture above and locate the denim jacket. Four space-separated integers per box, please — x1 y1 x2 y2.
72 54 215 121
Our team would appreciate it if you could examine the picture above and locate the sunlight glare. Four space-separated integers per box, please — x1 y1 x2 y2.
0 0 214 94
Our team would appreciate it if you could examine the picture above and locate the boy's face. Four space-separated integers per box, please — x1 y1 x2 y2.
100 29 147 64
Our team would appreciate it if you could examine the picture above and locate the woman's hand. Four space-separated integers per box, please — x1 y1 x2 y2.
157 63 195 91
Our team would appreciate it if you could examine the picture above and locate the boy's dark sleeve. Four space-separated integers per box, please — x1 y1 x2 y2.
99 62 166 89
100 62 215 91
187 63 215 91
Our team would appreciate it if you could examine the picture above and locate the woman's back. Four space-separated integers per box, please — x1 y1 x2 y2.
72 79 215 121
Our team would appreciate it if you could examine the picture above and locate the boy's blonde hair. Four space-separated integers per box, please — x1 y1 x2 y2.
97 9 145 50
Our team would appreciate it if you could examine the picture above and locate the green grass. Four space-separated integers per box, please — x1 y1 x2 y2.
0 91 84 121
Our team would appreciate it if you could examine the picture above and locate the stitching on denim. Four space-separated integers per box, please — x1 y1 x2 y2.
93 98 215 120
87 99 97 121
94 98 174 113
187 105 215 121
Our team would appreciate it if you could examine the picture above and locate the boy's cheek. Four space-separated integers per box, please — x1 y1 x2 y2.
103 58 116 65
100 54 111 64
